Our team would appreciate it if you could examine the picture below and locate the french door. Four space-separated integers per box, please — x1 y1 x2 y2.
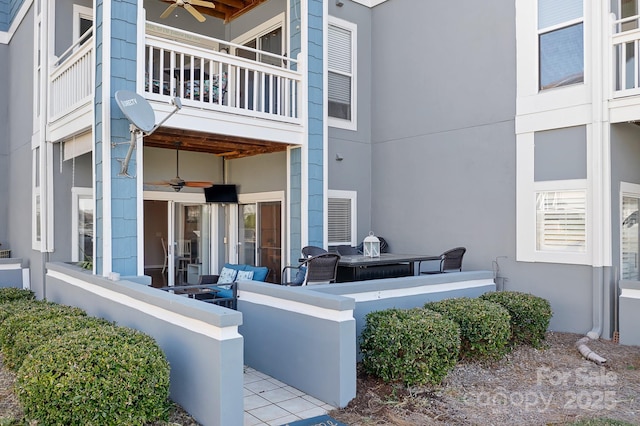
235 193 283 283
171 202 212 285
144 193 216 287
621 183 640 280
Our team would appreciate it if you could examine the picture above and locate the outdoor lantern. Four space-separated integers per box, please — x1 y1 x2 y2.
363 232 380 258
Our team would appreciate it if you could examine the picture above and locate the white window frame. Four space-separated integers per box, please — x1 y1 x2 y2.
516 133 591 264
515 0 590 131
327 189 357 247
71 187 93 263
620 182 640 279
231 13 285 55
73 4 93 42
537 0 585 92
327 16 357 131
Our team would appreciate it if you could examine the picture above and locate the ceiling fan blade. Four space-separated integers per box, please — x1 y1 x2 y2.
184 181 215 188
190 0 216 9
145 181 172 186
184 3 206 22
160 3 178 19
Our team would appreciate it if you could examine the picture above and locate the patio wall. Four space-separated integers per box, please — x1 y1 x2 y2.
237 270 495 407
0 258 29 289
44 262 243 426
41 263 496 424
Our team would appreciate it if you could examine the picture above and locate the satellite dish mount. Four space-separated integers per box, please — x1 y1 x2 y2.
114 90 182 177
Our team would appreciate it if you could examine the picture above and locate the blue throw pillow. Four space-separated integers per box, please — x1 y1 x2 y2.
245 265 269 282
290 266 307 286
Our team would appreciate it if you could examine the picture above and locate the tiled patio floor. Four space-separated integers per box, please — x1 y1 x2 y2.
244 367 335 426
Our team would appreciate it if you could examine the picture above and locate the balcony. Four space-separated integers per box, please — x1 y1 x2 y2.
611 13 640 122
47 23 305 149
48 30 94 142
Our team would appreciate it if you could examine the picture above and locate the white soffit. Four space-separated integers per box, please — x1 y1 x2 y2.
350 0 388 7
64 131 93 161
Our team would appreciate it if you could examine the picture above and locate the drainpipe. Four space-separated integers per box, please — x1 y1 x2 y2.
587 268 604 340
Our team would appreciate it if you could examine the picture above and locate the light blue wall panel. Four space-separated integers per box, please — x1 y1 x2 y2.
94 1 104 274
94 0 138 276
290 148 302 262
307 0 324 247
0 0 8 30
8 0 23 27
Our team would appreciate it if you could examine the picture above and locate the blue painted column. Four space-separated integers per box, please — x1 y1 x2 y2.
94 0 139 276
306 0 324 248
289 0 303 261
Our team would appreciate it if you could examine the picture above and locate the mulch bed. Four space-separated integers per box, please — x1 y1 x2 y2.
329 332 640 425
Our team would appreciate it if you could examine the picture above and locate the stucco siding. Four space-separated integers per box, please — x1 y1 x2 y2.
0 43 8 248
327 2 373 242
6 5 34 289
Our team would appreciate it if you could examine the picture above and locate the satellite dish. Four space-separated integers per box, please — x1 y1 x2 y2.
115 90 156 133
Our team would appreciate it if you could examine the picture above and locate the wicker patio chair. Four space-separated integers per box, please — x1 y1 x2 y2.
336 245 359 255
282 253 341 286
301 245 328 257
420 247 466 274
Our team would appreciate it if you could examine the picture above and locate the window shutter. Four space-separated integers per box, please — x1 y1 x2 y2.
328 197 352 245
536 191 586 252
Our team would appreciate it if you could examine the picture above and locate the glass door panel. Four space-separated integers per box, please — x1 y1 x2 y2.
238 204 257 266
174 203 212 285
622 196 640 280
259 202 281 283
238 201 282 283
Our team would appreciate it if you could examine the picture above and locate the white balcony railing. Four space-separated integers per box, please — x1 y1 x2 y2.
613 14 640 97
144 25 302 124
49 30 94 122
48 23 304 140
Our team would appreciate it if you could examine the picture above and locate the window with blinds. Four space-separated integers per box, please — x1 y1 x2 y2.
535 190 586 252
328 19 355 122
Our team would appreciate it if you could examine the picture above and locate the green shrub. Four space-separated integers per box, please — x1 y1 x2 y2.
360 308 460 386
17 325 170 425
480 291 552 348
0 299 45 326
425 297 511 360
0 304 86 354
4 315 112 371
0 288 35 303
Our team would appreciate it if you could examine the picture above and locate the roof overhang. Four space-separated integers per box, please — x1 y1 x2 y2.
143 127 289 159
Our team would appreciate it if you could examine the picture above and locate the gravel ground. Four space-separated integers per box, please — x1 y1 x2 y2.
1 332 638 425
329 332 640 425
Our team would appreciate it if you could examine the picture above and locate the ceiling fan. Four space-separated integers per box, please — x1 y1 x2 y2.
160 0 215 23
146 143 213 192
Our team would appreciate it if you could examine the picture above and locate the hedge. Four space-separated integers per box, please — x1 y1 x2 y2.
0 288 35 303
4 315 112 371
425 297 511 360
360 308 460 386
17 324 170 425
480 291 552 348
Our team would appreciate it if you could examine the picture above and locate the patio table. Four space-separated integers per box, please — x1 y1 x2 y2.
336 253 440 282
